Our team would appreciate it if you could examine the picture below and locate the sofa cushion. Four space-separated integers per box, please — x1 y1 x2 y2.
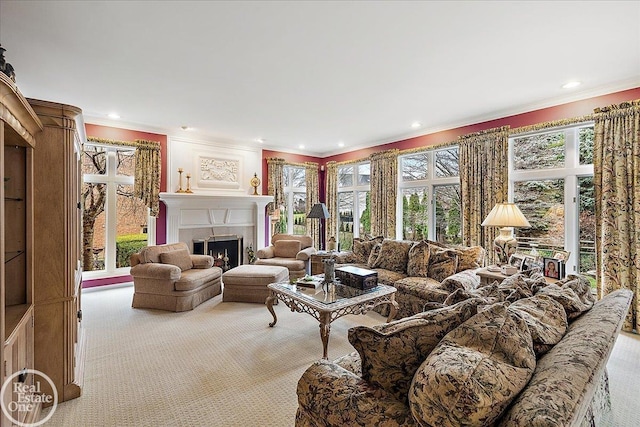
373 268 407 286
508 295 567 357
352 236 384 263
370 239 413 273
348 298 482 404
159 249 193 272
367 243 382 268
140 242 189 264
409 303 536 427
406 240 430 277
427 247 458 282
273 239 302 258
175 267 220 291
536 276 594 319
451 245 485 272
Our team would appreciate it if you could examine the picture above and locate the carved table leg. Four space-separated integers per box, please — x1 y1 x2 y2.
266 292 278 327
319 311 332 359
386 295 399 323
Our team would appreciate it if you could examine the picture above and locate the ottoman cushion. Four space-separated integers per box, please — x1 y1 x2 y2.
222 265 289 303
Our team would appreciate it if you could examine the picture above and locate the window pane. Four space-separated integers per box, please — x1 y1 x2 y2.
82 182 106 271
513 179 565 251
401 187 428 240
115 148 136 176
293 192 307 235
290 167 306 188
338 192 354 250
434 185 461 244
435 148 459 177
338 166 353 187
513 132 565 170
578 176 595 281
358 163 370 186
82 145 107 175
358 191 370 235
402 153 429 181
116 184 148 268
579 126 594 165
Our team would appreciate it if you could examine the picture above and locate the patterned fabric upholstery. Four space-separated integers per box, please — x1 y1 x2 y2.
370 239 413 273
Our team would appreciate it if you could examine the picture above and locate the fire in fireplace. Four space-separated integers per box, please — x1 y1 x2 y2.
192 235 243 270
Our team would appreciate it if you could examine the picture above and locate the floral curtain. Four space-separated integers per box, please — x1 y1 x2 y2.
458 126 510 265
87 137 161 217
325 161 338 244
305 162 321 249
134 139 161 217
593 99 640 333
266 157 285 215
369 149 398 237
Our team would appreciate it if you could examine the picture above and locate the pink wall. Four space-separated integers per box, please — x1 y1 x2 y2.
82 124 168 288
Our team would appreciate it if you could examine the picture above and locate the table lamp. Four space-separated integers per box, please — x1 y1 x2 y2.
481 202 530 265
307 203 330 250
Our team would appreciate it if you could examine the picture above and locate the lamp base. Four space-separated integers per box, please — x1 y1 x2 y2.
493 227 517 265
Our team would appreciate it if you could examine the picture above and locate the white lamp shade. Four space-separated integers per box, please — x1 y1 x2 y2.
481 203 531 228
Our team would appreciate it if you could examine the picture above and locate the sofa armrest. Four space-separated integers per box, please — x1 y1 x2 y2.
440 268 481 292
296 246 317 261
256 246 275 259
130 263 181 280
296 360 413 427
190 254 214 269
130 253 143 267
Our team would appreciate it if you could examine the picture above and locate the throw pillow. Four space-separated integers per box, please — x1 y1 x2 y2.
408 303 536 427
348 298 482 404
367 243 382 268
508 295 567 357
273 239 302 258
352 236 384 263
427 246 458 282
406 240 430 277
451 245 485 272
536 281 594 319
370 239 413 273
159 249 193 272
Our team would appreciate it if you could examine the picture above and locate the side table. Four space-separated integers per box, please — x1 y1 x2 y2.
310 251 347 275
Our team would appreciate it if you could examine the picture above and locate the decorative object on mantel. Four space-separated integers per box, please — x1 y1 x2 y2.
185 173 193 193
176 168 185 193
250 173 261 195
481 202 531 265
0 44 16 82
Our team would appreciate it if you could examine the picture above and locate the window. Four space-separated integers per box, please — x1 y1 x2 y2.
398 147 460 243
280 166 307 235
336 162 370 250
509 124 594 276
82 143 150 277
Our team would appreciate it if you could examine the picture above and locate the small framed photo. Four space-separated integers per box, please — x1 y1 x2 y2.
509 254 527 271
553 250 571 262
543 257 564 280
520 254 537 271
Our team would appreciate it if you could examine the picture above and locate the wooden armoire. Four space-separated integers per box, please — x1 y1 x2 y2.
28 99 86 403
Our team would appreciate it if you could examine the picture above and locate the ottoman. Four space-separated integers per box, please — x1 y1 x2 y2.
222 265 289 303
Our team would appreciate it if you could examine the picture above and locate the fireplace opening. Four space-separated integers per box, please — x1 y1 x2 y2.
193 235 243 271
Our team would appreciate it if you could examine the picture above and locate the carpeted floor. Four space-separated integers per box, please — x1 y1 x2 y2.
43 284 639 426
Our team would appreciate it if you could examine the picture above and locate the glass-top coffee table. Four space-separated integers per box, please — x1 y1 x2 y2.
266 281 398 359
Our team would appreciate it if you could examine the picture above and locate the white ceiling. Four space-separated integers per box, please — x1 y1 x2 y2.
1 1 639 156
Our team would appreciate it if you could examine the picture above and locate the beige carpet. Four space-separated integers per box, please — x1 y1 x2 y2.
43 285 639 427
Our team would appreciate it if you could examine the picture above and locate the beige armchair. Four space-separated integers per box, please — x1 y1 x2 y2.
255 234 316 280
130 242 222 312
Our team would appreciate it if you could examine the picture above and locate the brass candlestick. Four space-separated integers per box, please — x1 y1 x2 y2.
185 173 193 193
176 168 185 193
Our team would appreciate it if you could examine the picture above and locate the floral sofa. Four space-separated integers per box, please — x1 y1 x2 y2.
296 271 633 427
335 237 485 319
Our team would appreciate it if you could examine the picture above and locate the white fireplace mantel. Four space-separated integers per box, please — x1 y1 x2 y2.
160 192 273 250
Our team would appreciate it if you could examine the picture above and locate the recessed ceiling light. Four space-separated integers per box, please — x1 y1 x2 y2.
338 142 345 148
411 121 421 129
180 125 194 131
299 144 305 150
254 138 265 144
108 112 120 119
562 81 581 89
